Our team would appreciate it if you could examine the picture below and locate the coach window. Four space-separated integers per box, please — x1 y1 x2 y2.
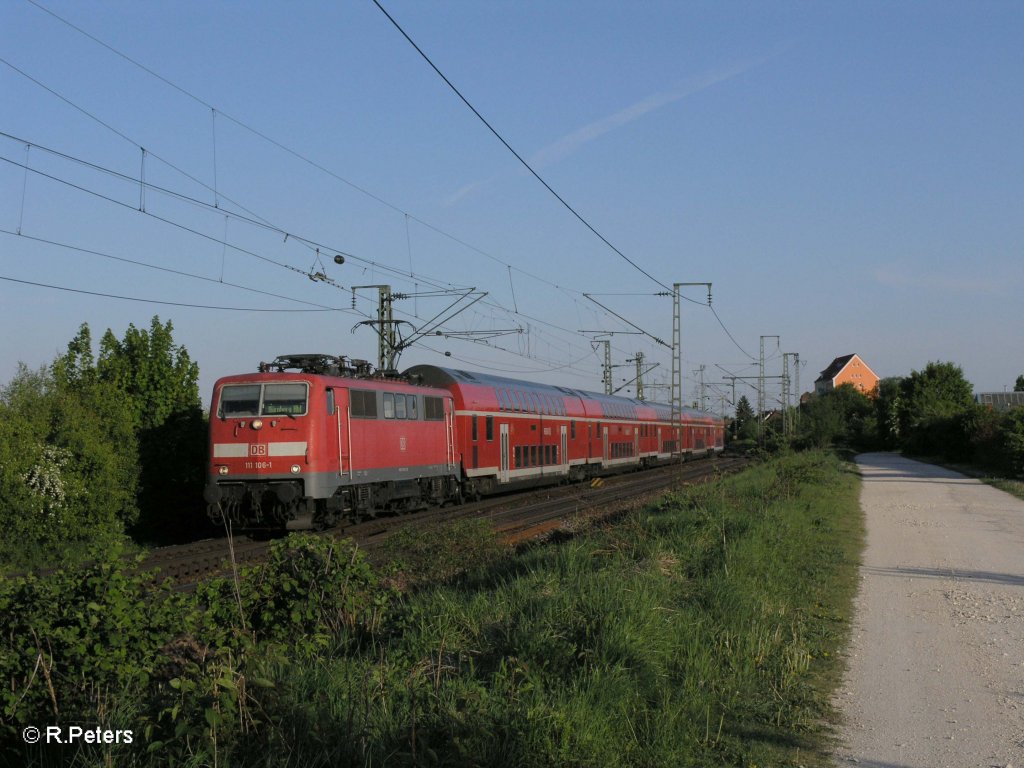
471 415 478 441
530 446 538 466
486 415 494 441
570 420 576 440
394 394 407 419
514 446 521 468
326 388 335 415
383 392 395 419
407 395 418 420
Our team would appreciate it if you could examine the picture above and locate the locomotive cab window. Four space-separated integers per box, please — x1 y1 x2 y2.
219 384 261 417
262 383 307 416
218 382 307 418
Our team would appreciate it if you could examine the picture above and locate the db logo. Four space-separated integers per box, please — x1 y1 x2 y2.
250 444 267 456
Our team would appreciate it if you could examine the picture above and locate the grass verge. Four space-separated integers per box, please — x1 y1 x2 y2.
254 451 863 767
3 451 863 767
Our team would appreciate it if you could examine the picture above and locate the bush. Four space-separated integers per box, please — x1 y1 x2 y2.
0 366 138 569
1000 408 1024 478
0 533 399 762
0 544 187 742
196 535 398 653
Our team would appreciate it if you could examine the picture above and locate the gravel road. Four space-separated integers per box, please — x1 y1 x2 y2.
833 453 1024 768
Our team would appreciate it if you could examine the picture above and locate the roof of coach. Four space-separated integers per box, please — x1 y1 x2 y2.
403 364 720 424
406 364 562 392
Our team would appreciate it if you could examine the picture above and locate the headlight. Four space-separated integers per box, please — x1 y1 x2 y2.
218 466 229 476
251 419 264 430
290 464 301 474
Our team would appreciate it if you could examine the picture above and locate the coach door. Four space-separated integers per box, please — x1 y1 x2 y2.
499 423 510 483
560 426 568 470
602 425 609 461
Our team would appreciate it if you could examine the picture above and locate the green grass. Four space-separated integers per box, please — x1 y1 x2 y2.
984 477 1024 502
4 451 864 767
239 451 864 767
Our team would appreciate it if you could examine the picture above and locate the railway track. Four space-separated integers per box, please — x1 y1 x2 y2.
148 456 750 588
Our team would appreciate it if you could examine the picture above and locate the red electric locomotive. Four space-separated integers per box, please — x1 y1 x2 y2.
205 354 461 529
205 355 725 529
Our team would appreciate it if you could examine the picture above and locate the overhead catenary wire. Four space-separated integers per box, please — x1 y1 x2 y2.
0 137 622 376
370 0 672 295
0 56 284 240
14 3 584 304
0 127 610 353
0 228 344 311
0 275 340 312
2 145 601 375
10 4 749 382
6 8 676 373
0 153 336 285
17 0 693 365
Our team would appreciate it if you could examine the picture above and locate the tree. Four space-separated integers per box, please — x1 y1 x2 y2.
873 377 903 449
798 384 873 449
54 318 207 543
1015 375 1024 393
734 395 754 424
1001 408 1024 476
732 395 757 441
898 361 974 456
93 317 200 431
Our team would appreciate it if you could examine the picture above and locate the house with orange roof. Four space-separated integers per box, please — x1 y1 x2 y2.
814 354 879 397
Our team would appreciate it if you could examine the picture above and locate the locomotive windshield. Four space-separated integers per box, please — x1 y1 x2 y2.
262 383 307 415
218 382 308 417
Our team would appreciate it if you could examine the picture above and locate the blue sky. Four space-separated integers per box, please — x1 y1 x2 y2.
1 0 1021 411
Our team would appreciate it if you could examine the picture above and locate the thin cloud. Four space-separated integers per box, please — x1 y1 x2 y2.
530 59 762 169
443 56 769 206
